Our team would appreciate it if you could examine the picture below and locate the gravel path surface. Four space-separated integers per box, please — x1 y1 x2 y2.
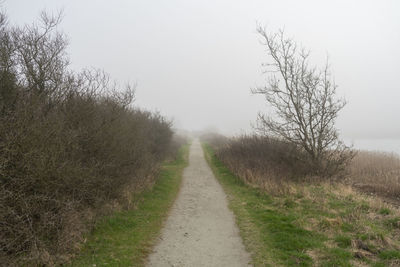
147 140 252 267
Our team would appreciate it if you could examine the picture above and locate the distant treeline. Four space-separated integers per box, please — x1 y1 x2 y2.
0 11 182 265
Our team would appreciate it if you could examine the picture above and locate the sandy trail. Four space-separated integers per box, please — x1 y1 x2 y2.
147 140 252 267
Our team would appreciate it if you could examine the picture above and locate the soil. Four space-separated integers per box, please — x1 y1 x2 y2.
146 140 252 267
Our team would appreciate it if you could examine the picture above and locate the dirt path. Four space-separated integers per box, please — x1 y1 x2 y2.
147 140 252 267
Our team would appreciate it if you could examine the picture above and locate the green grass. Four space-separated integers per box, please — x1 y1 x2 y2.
379 208 391 215
335 235 352 248
69 144 189 267
202 144 400 267
378 250 400 260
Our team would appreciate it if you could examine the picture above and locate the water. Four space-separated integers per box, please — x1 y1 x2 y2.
344 138 400 156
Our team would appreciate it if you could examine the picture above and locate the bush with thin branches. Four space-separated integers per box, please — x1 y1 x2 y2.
253 26 354 177
0 10 178 265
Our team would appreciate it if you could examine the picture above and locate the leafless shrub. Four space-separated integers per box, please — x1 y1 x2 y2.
205 132 400 203
0 11 17 114
200 132 230 150
253 26 354 177
167 133 189 161
203 134 315 195
12 11 68 98
0 10 176 265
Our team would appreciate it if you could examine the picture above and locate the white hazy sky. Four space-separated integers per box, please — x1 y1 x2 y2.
3 0 400 139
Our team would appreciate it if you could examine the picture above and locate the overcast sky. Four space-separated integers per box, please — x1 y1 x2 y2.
3 0 400 139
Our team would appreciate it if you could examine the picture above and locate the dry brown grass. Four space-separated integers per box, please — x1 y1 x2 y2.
348 151 400 203
285 182 400 265
201 134 323 196
203 133 400 205
204 142 400 266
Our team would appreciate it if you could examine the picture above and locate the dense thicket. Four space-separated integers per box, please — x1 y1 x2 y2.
201 133 352 195
0 11 177 265
202 133 399 202
202 134 308 182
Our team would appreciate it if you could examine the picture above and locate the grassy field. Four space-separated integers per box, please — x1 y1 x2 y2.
69 144 189 267
203 144 400 267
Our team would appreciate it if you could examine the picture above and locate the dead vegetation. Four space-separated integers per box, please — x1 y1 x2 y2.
349 151 400 204
202 133 400 202
0 10 183 265
202 133 400 265
201 133 328 195
253 27 354 177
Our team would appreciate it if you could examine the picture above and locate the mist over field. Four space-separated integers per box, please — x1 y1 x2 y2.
2 1 400 266
4 0 400 152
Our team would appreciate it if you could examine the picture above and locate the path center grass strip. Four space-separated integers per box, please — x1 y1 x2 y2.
69 144 189 267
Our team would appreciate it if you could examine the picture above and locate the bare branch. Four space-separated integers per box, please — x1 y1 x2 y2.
253 26 353 176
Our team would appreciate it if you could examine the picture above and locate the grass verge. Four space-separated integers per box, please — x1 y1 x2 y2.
69 144 190 267
203 144 400 267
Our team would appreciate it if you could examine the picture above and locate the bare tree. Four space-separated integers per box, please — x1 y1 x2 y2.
253 26 353 176
0 10 17 113
12 11 69 97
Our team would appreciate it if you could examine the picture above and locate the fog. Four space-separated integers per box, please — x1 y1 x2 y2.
4 0 400 139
